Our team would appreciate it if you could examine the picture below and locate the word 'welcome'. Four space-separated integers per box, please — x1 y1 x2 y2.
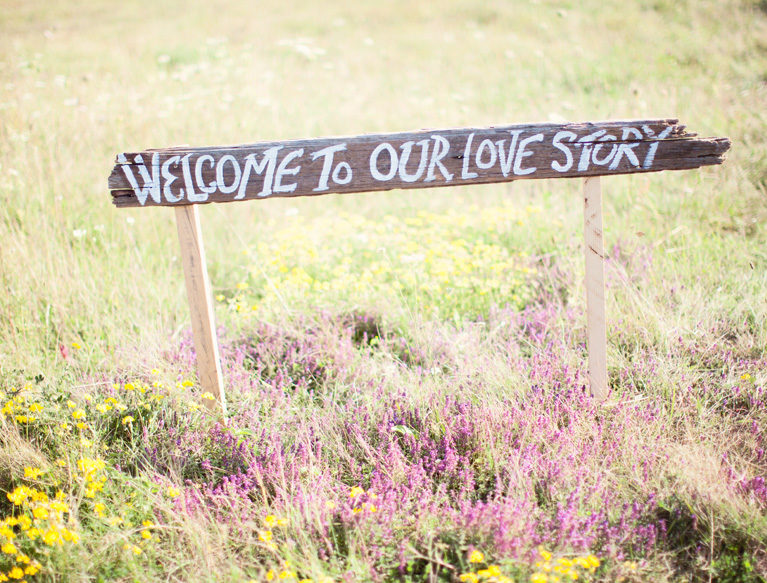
109 120 729 207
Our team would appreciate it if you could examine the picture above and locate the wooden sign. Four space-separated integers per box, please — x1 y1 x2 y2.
109 119 729 412
109 119 729 207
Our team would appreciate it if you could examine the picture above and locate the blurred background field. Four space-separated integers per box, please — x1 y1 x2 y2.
1 1 766 581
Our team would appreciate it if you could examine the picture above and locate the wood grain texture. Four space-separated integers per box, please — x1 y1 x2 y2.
583 177 608 401
109 119 730 208
175 205 226 414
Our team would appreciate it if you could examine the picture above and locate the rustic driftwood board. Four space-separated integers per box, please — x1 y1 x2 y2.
109 119 730 408
110 119 729 207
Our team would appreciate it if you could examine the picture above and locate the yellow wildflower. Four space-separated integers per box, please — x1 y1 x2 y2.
477 565 501 578
7 486 30 505
2 542 18 554
43 529 60 545
122 415 134 425
459 574 479 583
24 564 40 576
349 486 365 498
32 507 49 520
72 409 85 420
468 550 484 563
17 516 31 531
24 467 44 479
26 528 40 541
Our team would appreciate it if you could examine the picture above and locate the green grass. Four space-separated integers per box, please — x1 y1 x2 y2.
1 0 766 581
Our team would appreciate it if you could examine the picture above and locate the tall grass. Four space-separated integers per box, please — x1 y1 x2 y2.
0 0 766 581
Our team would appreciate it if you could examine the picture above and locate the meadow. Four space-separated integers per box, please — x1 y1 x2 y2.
1 0 766 581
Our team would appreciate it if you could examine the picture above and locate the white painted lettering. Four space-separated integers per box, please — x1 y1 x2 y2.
273 148 304 194
475 139 497 170
576 130 607 172
181 154 207 202
311 143 347 192
514 133 544 176
591 134 618 167
194 154 216 196
550 130 576 172
461 133 478 179
642 125 674 169
608 127 642 170
216 155 241 195
332 161 352 185
370 142 398 181
161 155 183 203
118 153 161 206
398 139 430 183
497 130 523 177
425 134 453 182
238 146 281 199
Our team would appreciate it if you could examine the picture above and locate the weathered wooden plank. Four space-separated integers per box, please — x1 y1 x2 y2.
175 205 226 414
108 120 730 208
583 177 608 401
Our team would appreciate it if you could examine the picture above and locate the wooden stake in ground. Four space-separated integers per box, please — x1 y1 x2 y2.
174 205 226 413
583 176 608 400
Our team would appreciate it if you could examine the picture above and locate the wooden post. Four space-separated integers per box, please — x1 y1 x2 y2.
583 177 608 400
175 205 226 413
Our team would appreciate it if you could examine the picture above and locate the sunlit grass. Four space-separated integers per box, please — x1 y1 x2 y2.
0 0 766 580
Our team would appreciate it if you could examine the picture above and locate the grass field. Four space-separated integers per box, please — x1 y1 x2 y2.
1 0 766 581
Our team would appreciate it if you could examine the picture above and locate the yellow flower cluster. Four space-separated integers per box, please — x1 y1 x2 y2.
122 520 156 556
166 486 181 499
77 457 106 499
459 548 600 583
222 203 538 319
459 563 512 583
262 560 333 583
1 484 79 582
0 389 41 424
259 514 289 551
530 548 600 582
348 486 377 515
